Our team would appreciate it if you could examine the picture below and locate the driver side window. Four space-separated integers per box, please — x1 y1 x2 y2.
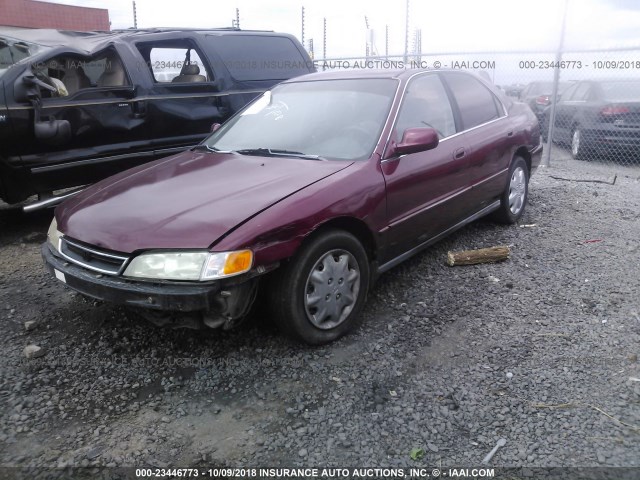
395 74 456 139
33 50 129 99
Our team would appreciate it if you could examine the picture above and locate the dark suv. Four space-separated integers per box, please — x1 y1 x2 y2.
0 27 314 208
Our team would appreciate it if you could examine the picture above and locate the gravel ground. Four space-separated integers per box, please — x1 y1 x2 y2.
1 146 639 477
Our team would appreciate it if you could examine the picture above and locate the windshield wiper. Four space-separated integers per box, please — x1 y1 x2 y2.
235 148 325 161
191 144 234 153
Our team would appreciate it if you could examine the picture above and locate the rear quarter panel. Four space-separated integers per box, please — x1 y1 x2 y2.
508 101 541 170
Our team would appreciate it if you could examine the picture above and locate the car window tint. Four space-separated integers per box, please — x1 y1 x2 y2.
205 35 310 81
444 73 500 130
148 47 207 83
395 74 456 139
571 83 591 101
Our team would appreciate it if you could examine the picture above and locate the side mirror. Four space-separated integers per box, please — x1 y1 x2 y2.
211 123 222 133
34 119 71 145
15 73 51 103
392 127 439 156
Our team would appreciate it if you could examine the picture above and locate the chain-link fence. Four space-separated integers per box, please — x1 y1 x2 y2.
313 48 640 168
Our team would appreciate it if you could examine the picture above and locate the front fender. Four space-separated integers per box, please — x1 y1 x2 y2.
212 160 387 267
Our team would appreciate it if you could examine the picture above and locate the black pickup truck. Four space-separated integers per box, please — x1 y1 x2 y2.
0 27 315 209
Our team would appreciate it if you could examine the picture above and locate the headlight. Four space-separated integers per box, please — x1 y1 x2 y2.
47 217 63 252
123 250 253 281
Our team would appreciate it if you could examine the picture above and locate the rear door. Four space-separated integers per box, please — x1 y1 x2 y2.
381 72 469 260
441 72 512 206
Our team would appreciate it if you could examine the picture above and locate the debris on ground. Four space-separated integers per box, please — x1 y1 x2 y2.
447 245 510 266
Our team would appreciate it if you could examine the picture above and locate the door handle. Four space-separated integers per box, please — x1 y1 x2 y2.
132 100 147 119
507 131 514 137
454 147 465 159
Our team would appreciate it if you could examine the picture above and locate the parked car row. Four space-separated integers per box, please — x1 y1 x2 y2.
0 27 315 207
42 68 542 344
518 80 574 121
540 78 640 160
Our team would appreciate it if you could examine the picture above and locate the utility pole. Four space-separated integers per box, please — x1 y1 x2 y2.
385 24 389 58
364 16 370 57
301 6 305 47
132 0 137 28
543 0 569 168
232 8 240 29
308 38 314 60
404 0 409 63
413 28 422 64
323 17 327 63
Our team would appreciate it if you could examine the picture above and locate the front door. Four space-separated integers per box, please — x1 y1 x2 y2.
6 47 152 193
381 72 469 261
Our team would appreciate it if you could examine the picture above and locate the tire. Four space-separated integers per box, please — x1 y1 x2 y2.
492 157 529 224
268 230 370 345
571 127 586 160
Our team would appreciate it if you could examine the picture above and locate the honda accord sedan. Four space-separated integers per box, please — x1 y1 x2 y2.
43 69 542 345
544 78 640 159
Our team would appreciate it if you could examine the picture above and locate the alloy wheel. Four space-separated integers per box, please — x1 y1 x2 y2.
508 166 526 215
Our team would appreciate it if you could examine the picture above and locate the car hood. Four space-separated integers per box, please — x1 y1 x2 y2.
57 151 353 253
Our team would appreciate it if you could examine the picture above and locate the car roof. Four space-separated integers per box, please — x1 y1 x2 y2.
283 68 486 84
0 27 284 53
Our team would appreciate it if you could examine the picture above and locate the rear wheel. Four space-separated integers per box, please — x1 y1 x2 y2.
269 230 370 345
571 127 587 160
492 157 529 224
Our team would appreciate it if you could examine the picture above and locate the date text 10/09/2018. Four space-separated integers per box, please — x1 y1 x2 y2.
519 60 640 69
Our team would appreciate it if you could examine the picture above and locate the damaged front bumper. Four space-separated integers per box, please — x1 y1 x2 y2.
41 243 264 326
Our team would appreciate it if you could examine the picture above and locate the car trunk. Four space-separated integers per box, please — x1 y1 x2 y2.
600 102 640 128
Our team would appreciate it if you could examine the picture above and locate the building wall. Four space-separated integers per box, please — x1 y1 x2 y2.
0 0 109 31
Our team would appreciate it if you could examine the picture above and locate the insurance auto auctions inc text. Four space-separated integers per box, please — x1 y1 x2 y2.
311 60 496 70
190 467 495 478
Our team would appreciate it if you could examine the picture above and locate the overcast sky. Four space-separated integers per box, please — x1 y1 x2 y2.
46 0 640 58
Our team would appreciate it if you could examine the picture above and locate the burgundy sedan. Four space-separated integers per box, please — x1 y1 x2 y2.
43 69 542 344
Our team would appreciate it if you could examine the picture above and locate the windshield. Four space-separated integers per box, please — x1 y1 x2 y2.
0 36 50 79
206 78 398 161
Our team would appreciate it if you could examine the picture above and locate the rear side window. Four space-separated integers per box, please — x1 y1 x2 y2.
571 83 591 101
205 35 311 81
444 73 501 130
560 83 579 101
148 47 207 83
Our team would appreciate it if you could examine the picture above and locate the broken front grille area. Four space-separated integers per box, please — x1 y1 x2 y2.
59 237 129 275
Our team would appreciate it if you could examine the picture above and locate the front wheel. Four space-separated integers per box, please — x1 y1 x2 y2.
492 157 529 224
269 230 370 345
